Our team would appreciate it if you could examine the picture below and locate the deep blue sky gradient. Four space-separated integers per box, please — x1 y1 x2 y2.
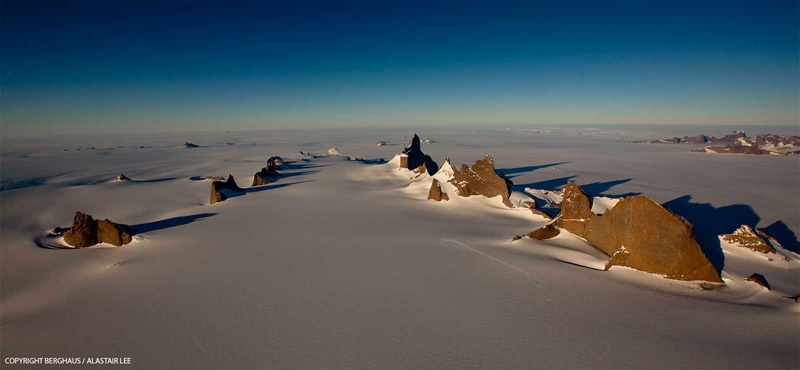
1 1 798 136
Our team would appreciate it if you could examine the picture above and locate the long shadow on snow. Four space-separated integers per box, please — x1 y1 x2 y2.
131 213 218 234
662 195 762 275
245 180 312 194
512 176 639 198
282 160 335 170
498 162 568 178
760 221 800 254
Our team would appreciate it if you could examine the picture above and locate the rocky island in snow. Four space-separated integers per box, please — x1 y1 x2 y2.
635 130 800 155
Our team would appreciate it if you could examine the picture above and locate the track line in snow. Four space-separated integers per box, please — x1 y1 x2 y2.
441 238 546 286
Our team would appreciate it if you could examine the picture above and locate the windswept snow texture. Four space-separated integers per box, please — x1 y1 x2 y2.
1 127 798 369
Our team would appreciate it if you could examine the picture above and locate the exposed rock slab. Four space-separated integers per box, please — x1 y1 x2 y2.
547 182 721 282
448 155 513 208
720 225 776 254
427 179 449 202
525 224 560 240
63 212 132 248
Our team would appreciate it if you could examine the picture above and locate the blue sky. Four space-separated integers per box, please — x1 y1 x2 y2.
1 1 798 136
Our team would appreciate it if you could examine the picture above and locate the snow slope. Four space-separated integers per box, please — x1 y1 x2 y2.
1 127 798 368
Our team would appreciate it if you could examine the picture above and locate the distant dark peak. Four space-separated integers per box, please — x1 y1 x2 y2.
400 133 438 175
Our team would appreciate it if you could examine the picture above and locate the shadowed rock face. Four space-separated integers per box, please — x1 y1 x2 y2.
427 179 449 201
746 273 770 290
63 212 132 248
550 182 721 282
400 134 438 175
720 225 776 254
449 155 513 208
210 175 243 204
252 171 271 186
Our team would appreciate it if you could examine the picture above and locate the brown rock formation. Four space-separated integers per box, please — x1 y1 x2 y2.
545 182 721 282
720 225 776 254
414 162 428 175
400 134 438 175
746 273 770 290
63 212 98 248
449 155 513 208
525 224 560 240
252 171 271 186
113 174 131 181
210 175 243 204
96 219 133 246
709 130 746 143
63 212 132 248
427 179 449 201
756 134 800 147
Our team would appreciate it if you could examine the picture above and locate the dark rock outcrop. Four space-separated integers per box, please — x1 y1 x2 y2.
252 157 282 186
746 273 770 290
427 179 449 201
210 175 243 204
266 156 283 172
252 170 272 186
720 225 776 254
112 174 131 182
542 182 721 282
184 142 199 148
681 134 709 144
63 212 132 248
449 155 513 208
400 134 438 175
